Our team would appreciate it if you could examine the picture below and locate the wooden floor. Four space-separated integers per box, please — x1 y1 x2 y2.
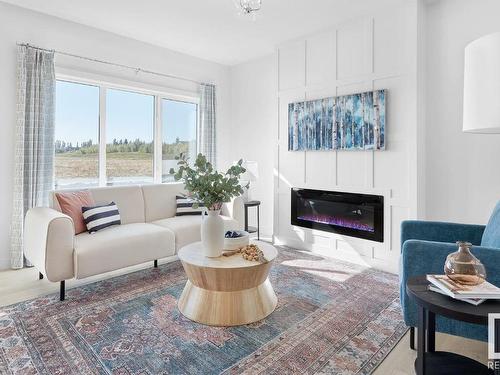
0 259 178 307
374 330 487 375
0 264 488 374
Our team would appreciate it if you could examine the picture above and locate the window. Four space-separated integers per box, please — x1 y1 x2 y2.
162 99 198 182
54 78 199 188
55 80 99 189
106 89 154 185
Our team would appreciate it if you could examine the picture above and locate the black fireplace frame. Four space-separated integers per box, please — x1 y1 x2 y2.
291 188 384 242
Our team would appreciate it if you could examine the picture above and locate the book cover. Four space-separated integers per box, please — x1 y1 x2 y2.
428 285 485 306
427 274 500 299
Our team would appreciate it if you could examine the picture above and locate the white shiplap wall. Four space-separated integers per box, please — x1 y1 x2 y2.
274 2 420 273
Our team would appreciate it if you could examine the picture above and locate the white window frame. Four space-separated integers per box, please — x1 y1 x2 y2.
55 70 200 187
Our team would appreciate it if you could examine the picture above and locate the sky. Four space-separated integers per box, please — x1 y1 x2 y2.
55 80 197 146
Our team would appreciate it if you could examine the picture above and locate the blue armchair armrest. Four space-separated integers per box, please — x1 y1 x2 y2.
401 220 485 248
400 239 500 341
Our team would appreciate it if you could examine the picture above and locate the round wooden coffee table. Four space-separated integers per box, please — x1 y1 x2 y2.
177 240 278 326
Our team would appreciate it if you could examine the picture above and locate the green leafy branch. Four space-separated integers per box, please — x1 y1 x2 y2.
170 153 247 211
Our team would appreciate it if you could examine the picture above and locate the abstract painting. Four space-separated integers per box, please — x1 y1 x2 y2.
288 89 386 151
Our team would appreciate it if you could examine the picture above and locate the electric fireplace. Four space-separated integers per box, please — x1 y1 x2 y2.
291 188 384 242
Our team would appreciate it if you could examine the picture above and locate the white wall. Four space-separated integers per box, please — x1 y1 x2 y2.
425 0 500 224
228 56 277 238
0 2 231 269
273 1 420 273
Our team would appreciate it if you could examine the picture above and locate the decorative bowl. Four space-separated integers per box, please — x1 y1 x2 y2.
223 230 250 251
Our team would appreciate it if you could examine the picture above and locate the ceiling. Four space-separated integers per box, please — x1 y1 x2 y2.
3 0 408 65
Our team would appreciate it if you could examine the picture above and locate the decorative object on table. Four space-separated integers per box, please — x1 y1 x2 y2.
463 32 500 134
240 160 259 201
175 195 206 216
244 200 260 240
224 230 244 238
201 210 224 257
223 244 268 263
223 230 249 251
407 276 499 375
240 243 267 262
288 89 386 151
444 241 487 285
170 153 246 257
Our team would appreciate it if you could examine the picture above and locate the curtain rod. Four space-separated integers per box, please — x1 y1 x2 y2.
17 42 210 86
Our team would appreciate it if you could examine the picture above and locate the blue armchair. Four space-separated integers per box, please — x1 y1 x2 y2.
400 201 500 346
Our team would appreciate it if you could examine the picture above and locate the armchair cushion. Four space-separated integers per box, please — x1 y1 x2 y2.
482 201 500 248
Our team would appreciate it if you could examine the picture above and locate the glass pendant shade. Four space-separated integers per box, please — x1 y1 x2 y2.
444 241 486 285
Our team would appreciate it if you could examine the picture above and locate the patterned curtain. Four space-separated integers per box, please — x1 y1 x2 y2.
10 46 56 269
198 83 217 167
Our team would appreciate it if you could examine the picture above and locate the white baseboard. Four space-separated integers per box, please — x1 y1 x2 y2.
274 235 399 275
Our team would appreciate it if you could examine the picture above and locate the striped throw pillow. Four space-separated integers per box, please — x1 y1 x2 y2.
82 202 121 233
176 195 205 216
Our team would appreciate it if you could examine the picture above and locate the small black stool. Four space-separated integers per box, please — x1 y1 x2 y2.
244 200 260 240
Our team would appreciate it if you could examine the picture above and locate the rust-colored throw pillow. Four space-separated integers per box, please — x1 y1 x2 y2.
55 191 95 234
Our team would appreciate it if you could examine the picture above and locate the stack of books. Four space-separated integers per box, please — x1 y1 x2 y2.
426 275 500 306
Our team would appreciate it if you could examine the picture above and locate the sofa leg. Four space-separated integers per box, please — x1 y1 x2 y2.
154 259 158 268
38 272 43 280
410 326 415 350
60 281 65 301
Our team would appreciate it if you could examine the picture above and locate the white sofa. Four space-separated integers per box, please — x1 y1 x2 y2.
24 183 244 300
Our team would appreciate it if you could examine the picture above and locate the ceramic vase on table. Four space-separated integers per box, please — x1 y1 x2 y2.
201 209 224 257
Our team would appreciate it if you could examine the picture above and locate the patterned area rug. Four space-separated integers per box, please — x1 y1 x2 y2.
0 247 406 374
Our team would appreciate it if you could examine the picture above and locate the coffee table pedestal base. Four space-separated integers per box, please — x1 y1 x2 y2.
178 278 277 326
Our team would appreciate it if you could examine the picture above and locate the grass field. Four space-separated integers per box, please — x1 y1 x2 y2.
55 152 153 179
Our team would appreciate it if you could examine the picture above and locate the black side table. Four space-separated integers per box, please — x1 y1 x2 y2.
407 276 500 375
244 200 260 240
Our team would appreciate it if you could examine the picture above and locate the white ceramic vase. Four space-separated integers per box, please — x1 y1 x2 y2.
201 209 224 257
